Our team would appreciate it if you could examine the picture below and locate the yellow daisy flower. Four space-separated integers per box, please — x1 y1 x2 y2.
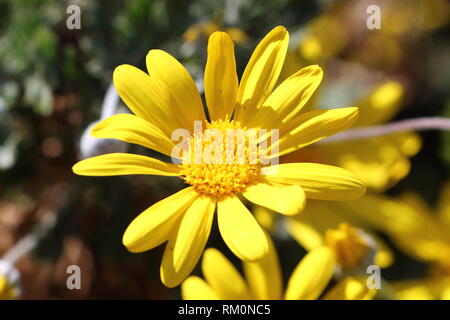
73 26 366 287
182 234 375 300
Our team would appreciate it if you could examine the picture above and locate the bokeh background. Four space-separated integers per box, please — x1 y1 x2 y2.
0 0 449 299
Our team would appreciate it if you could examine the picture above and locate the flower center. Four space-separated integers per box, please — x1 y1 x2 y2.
325 223 370 270
179 119 261 198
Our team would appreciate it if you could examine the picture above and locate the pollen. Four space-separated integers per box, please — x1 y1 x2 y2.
325 223 370 270
179 118 262 198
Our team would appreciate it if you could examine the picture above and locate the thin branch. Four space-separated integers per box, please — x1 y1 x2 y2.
1 213 56 264
319 117 450 143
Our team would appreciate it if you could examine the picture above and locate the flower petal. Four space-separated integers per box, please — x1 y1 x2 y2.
201 248 250 299
234 26 289 124
243 183 305 215
91 114 175 157
146 49 205 131
355 81 404 127
217 196 268 262
122 187 198 253
113 65 179 135
181 276 221 300
323 277 376 300
204 32 238 121
284 246 336 300
285 200 367 251
393 278 450 300
161 196 215 288
243 231 283 299
72 153 180 176
269 107 359 158
263 163 366 201
248 65 323 129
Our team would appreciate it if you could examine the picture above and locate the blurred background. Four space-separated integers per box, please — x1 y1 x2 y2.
0 0 449 299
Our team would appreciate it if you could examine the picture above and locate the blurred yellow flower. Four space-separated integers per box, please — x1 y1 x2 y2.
304 183 450 299
340 185 450 267
183 20 248 45
282 81 421 192
182 235 375 300
284 202 394 269
73 26 366 287
298 14 347 63
325 223 370 270
0 276 17 300
0 261 21 300
393 277 450 300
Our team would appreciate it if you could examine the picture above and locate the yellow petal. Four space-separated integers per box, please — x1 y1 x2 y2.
234 26 289 124
355 81 404 127
438 182 450 227
286 218 324 250
113 65 178 135
248 65 323 129
204 32 238 121
161 196 215 288
217 196 268 262
243 183 305 215
269 107 359 158
91 114 175 157
323 276 376 300
253 206 276 231
243 231 283 300
393 277 450 300
72 153 180 176
372 233 394 268
201 248 250 299
146 50 205 131
122 187 198 253
284 246 336 300
285 199 373 251
340 193 449 262
181 276 220 300
263 163 366 201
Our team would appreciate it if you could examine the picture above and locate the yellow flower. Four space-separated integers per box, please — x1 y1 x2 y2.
325 223 371 271
336 187 450 267
393 277 450 300
300 183 450 299
182 234 375 300
73 26 366 287
282 81 421 192
284 202 394 269
0 276 17 300
298 14 348 63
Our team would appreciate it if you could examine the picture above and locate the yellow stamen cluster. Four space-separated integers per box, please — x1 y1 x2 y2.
325 223 370 270
179 119 261 198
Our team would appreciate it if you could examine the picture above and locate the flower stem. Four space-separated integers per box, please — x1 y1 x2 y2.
1 213 56 265
320 117 450 143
